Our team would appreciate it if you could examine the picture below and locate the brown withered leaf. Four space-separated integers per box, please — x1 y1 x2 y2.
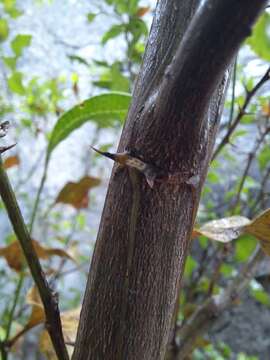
192 216 250 243
262 103 270 116
55 176 101 209
244 208 270 256
192 209 270 257
3 155 20 169
39 307 81 359
0 239 76 272
136 6 150 17
8 287 45 347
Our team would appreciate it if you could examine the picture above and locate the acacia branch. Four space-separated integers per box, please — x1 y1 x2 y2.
0 156 69 360
175 247 265 359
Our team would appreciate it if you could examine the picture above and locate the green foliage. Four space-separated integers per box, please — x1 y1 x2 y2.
0 0 22 18
7 71 25 95
250 287 270 306
0 18 9 42
184 255 197 278
102 24 126 44
11 34 32 57
246 12 270 61
235 235 257 262
47 92 131 156
87 12 96 23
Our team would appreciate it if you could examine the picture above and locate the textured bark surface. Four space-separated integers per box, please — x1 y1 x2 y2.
72 1 267 359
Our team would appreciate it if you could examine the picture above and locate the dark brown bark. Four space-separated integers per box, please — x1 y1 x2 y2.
72 1 267 359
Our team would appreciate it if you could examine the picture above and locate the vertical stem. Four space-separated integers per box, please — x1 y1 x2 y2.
0 156 69 360
29 157 49 233
5 273 25 343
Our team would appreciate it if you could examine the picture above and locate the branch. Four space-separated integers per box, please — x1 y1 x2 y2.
0 156 69 360
175 247 265 359
73 1 268 359
212 66 270 161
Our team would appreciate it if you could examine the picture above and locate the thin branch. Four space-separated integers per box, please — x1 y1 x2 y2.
230 126 270 213
5 273 25 342
249 164 270 216
29 158 49 233
212 67 270 161
0 156 69 360
175 247 264 359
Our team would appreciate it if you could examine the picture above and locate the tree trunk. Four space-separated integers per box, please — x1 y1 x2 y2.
72 1 267 359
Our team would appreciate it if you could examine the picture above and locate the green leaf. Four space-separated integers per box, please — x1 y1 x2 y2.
246 12 270 61
102 24 126 44
258 145 270 171
1 0 22 18
235 235 257 263
2 56 17 70
7 72 25 95
111 63 130 92
11 34 32 57
0 19 9 42
207 171 219 184
184 256 197 278
47 92 131 156
68 55 89 67
87 13 96 23
220 263 234 277
250 287 270 306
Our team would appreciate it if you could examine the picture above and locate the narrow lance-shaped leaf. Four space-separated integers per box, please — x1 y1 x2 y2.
47 92 131 158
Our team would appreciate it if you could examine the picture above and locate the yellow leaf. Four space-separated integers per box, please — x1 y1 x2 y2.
55 176 101 209
244 208 270 256
0 239 76 272
262 103 270 116
193 216 250 243
136 6 150 17
3 155 20 169
8 287 45 347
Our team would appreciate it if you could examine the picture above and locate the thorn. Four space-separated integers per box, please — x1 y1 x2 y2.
90 146 116 161
186 174 200 188
0 143 16 154
146 178 154 188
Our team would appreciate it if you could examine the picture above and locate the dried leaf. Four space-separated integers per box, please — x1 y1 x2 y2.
3 155 20 169
8 287 45 347
136 6 150 17
39 307 81 359
0 239 76 272
244 209 270 256
262 103 270 116
193 216 250 243
55 176 101 209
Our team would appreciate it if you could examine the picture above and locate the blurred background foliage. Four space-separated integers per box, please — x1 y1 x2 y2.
0 0 270 359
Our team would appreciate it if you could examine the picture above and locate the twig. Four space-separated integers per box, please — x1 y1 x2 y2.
5 273 25 342
249 165 270 216
29 158 49 233
230 126 270 213
175 247 264 359
212 67 270 160
0 156 69 360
